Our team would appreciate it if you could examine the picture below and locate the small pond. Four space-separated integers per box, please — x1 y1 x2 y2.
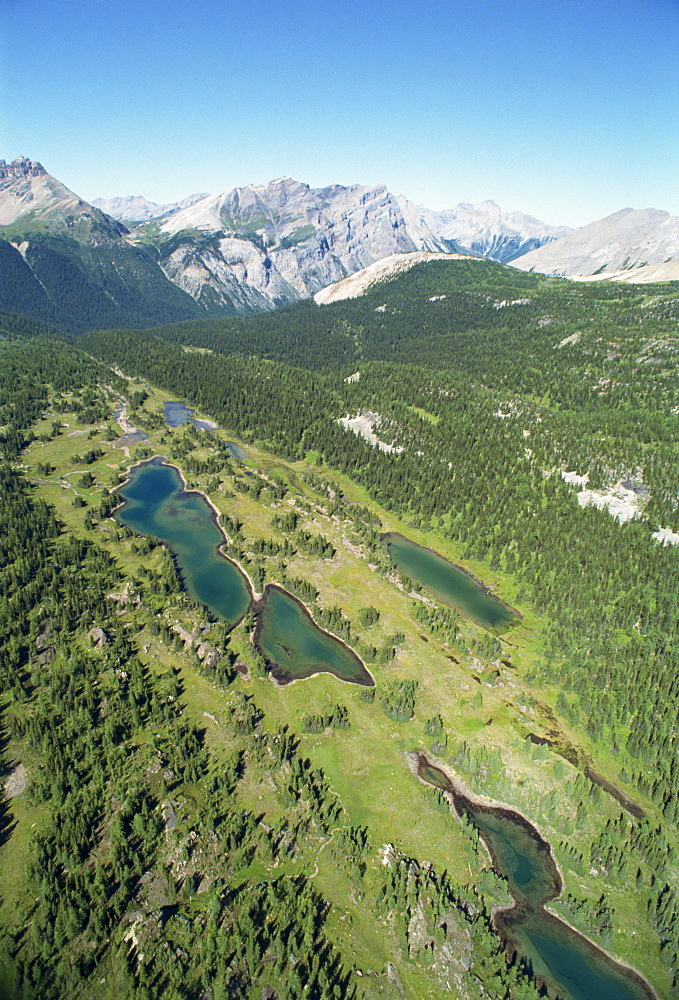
254 584 374 687
384 532 519 631
163 400 248 458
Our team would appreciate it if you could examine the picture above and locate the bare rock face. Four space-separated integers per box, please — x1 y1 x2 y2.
511 207 679 278
4 763 28 799
134 179 578 310
142 178 454 312
89 626 109 648
159 232 300 313
0 157 46 179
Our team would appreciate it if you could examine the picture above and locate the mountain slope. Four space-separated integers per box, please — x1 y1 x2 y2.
313 250 478 303
137 180 568 304
0 156 125 238
131 177 461 311
91 191 208 223
511 207 679 278
0 157 203 329
430 199 572 263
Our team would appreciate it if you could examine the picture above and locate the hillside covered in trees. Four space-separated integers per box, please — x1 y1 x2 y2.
1 257 678 1000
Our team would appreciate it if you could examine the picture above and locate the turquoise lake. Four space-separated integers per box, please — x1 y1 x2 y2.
255 584 374 687
116 458 370 685
416 755 655 1000
116 458 252 624
384 532 519 631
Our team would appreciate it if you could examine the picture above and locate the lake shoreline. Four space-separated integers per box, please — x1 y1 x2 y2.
383 531 521 630
409 750 659 1000
251 582 375 688
116 457 373 687
114 455 255 626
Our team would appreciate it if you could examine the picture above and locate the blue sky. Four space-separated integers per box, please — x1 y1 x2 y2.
1 0 677 226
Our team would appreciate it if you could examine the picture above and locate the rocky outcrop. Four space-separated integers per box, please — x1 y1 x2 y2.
0 157 46 179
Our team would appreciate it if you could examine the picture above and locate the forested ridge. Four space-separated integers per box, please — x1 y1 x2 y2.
0 334 563 1000
1 255 678 999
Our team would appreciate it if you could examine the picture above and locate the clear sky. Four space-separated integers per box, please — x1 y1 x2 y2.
1 0 677 226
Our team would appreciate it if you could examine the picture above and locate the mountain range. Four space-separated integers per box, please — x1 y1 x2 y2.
0 155 676 329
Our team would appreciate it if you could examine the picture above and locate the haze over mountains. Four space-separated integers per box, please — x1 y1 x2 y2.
512 207 679 283
92 192 209 224
1 155 677 330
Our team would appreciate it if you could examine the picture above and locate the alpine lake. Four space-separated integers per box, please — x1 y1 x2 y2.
416 755 656 1000
116 457 373 686
383 532 520 631
117 456 656 1000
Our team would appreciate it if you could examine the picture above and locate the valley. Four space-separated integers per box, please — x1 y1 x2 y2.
4 0 678 994
0 254 677 1000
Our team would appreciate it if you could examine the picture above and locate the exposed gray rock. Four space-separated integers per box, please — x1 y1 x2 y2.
429 198 572 263
171 624 194 649
512 207 679 277
0 156 46 179
4 763 27 799
89 626 108 648
196 643 220 666
161 800 178 832
143 177 455 312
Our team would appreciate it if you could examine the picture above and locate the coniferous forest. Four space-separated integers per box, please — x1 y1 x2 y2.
0 259 678 1000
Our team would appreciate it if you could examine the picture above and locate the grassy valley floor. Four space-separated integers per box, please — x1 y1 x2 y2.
0 370 675 999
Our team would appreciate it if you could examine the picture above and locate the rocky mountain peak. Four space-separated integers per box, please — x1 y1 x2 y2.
0 157 46 179
0 157 127 237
